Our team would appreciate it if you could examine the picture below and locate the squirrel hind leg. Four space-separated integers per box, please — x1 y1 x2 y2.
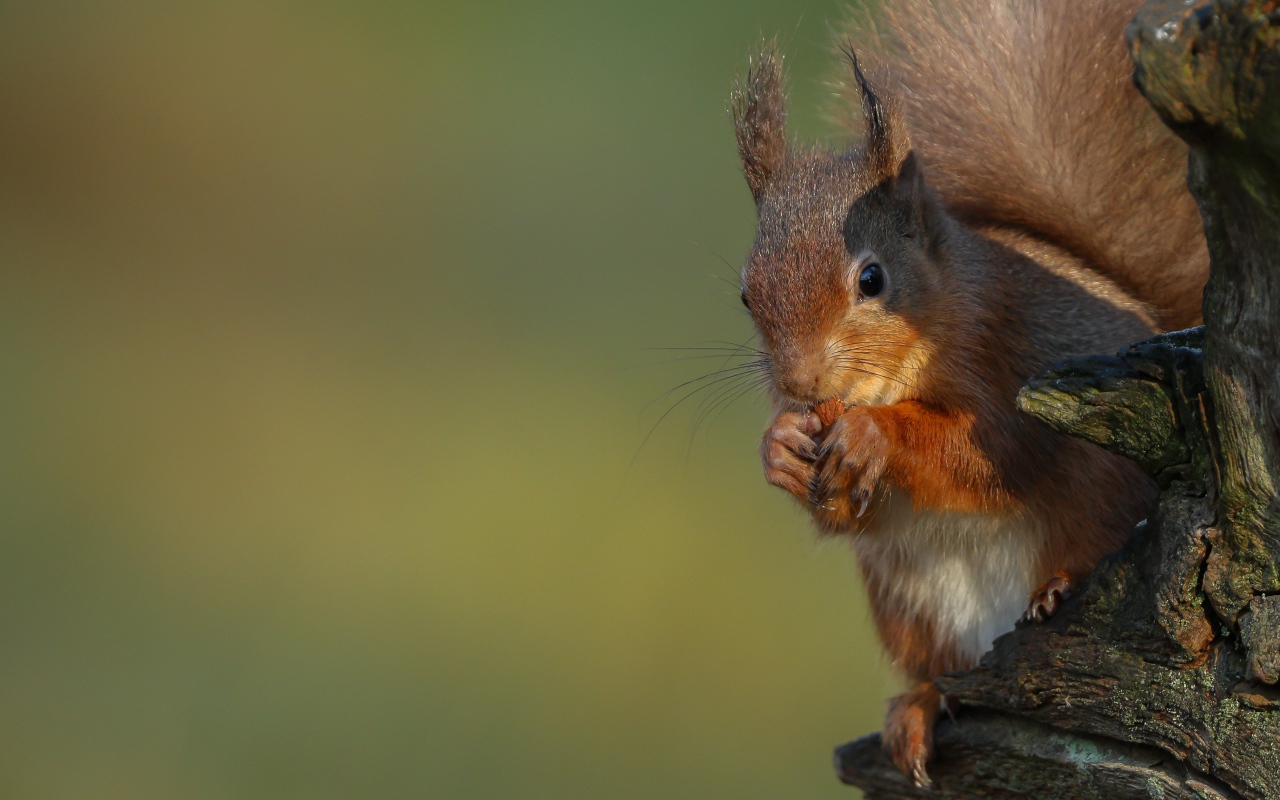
882 682 943 788
1023 571 1074 623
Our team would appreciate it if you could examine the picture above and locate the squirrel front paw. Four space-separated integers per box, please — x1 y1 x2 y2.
760 411 820 502
810 407 888 525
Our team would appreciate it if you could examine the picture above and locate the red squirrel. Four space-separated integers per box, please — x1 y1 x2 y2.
731 0 1208 786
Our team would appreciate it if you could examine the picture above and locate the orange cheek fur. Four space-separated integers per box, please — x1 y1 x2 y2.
824 318 924 407
826 316 1003 514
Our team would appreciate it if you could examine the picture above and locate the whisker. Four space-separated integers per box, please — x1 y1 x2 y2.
683 363 775 459
689 240 743 287
685 374 759 457
827 358 921 391
692 366 765 422
647 340 768 353
646 346 765 354
702 373 772 432
632 365 771 467
639 361 771 416
647 353 764 365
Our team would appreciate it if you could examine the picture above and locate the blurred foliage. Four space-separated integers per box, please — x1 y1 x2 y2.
0 1 889 798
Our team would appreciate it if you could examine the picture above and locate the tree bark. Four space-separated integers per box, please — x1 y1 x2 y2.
835 2 1280 797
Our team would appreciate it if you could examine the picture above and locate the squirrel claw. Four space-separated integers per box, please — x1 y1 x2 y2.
1024 573 1073 623
810 472 840 508
911 763 932 789
806 477 823 506
853 487 871 518
884 683 941 789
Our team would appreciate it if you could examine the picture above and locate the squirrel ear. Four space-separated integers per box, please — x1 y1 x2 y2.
893 150 925 206
892 151 946 249
843 47 910 179
732 43 788 203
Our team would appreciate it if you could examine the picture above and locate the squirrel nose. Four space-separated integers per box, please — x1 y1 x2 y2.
776 379 820 403
773 354 829 403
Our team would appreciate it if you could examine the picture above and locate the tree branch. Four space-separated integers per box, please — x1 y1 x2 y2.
837 713 1244 800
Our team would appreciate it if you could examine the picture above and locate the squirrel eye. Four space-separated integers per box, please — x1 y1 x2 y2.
741 289 751 312
857 262 885 300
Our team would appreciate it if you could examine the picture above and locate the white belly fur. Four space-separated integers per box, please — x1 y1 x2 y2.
854 491 1040 666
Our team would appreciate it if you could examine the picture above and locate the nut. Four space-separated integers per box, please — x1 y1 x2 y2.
812 397 846 427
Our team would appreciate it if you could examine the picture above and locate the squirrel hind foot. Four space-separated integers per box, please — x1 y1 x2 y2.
883 682 943 788
1023 572 1073 623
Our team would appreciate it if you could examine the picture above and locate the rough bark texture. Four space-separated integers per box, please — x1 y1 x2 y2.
836 2 1280 797
837 712 1244 800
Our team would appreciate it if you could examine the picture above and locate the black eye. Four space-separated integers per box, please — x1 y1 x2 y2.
857 262 885 299
741 289 751 312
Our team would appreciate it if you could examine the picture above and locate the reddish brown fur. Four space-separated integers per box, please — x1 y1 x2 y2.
835 0 1208 330
861 564 970 682
883 683 943 787
734 2 1203 784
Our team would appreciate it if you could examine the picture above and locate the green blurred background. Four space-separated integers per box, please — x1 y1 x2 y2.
0 2 893 798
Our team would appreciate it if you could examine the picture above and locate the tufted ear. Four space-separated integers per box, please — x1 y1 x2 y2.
732 43 788 203
843 47 911 181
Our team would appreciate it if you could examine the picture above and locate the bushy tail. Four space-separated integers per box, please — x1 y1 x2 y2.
839 0 1207 329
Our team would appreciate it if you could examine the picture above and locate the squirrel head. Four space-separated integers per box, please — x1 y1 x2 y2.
733 45 948 409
